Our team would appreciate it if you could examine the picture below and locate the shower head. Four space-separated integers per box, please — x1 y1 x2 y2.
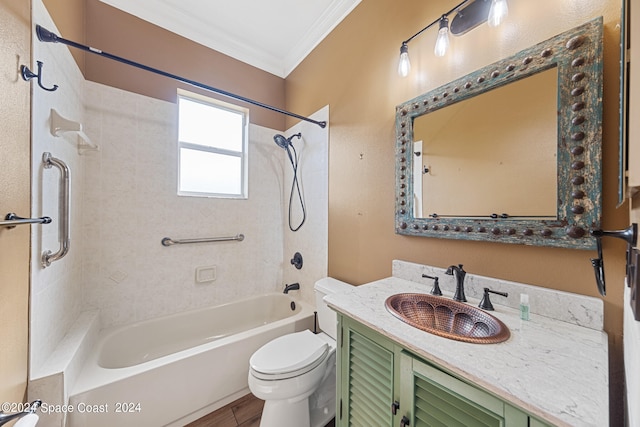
273 133 302 150
274 134 290 149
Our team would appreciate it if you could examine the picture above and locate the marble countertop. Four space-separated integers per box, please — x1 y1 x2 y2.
325 277 609 427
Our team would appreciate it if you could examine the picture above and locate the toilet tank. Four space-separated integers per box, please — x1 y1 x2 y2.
314 278 353 340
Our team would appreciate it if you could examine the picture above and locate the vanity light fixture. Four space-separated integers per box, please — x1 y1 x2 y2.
397 0 509 77
398 42 411 77
487 0 509 27
434 16 450 57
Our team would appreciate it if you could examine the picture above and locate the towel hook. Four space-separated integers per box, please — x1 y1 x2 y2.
21 60 58 92
589 224 637 296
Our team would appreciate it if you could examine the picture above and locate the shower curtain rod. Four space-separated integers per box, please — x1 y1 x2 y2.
34 25 327 129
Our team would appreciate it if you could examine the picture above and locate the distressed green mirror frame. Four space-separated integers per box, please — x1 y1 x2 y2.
395 18 603 250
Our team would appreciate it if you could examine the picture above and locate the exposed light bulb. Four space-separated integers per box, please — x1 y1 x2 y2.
434 16 449 57
488 0 508 27
398 43 411 77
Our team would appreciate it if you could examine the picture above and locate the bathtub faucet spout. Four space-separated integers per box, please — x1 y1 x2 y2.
283 283 300 294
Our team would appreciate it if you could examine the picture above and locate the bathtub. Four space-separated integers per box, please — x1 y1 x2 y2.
66 293 315 427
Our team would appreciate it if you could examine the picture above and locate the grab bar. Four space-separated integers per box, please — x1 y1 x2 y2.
0 213 52 229
161 234 245 246
42 152 70 267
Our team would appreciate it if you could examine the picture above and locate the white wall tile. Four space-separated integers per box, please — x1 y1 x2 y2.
282 106 330 307
30 0 87 371
81 81 295 327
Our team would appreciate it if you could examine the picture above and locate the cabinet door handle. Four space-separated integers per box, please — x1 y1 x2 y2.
400 415 410 426
391 401 400 415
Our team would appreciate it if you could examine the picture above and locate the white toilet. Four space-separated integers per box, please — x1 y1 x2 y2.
248 278 352 427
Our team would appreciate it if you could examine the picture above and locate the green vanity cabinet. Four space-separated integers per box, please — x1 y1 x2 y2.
337 314 554 427
399 352 528 426
338 314 398 426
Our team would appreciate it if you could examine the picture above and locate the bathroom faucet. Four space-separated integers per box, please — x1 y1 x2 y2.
445 264 467 302
283 283 300 294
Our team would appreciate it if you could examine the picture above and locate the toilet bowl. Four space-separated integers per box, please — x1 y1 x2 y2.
248 278 352 427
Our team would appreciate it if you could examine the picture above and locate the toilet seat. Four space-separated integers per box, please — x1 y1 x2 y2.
250 330 329 380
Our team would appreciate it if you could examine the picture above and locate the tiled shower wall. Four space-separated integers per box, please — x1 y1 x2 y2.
30 0 86 373
80 84 328 330
282 106 330 304
83 81 292 327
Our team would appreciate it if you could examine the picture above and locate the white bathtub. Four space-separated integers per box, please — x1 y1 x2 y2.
66 293 315 427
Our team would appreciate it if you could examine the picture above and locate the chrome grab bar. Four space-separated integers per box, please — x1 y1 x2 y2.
42 152 70 267
161 234 245 246
0 213 52 229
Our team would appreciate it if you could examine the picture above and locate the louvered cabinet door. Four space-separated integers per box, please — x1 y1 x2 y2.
399 352 529 427
338 316 396 427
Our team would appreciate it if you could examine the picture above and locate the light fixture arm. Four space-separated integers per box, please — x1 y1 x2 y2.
397 0 508 77
400 0 474 45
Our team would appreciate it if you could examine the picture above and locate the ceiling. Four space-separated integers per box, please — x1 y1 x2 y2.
99 0 362 78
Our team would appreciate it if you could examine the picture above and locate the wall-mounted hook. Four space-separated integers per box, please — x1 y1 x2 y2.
589 223 638 296
21 61 58 92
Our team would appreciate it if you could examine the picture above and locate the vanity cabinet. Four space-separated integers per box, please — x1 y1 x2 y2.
338 314 397 426
337 314 552 427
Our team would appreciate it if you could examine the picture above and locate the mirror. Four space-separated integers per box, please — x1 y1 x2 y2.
395 18 603 249
413 68 558 219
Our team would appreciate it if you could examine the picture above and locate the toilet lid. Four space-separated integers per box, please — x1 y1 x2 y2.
250 330 329 375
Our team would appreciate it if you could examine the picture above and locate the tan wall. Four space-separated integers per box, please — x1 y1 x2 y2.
0 0 31 405
43 0 287 130
41 0 85 71
286 0 627 421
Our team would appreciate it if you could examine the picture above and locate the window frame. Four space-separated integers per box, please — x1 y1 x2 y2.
177 89 249 199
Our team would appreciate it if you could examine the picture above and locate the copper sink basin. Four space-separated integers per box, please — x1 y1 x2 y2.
385 293 510 344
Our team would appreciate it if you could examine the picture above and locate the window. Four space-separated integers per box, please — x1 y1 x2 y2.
177 90 248 198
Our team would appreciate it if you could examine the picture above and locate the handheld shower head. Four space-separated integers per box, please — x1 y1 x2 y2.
273 134 290 149
273 133 302 149
273 132 306 232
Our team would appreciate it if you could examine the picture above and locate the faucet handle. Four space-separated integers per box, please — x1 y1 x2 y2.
479 287 508 311
422 274 442 296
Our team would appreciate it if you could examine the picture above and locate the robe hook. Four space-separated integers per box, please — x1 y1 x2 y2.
21 60 58 92
589 224 637 296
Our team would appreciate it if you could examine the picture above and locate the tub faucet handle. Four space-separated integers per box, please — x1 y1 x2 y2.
290 252 303 269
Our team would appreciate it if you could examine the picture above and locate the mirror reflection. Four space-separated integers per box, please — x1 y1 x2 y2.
413 68 558 219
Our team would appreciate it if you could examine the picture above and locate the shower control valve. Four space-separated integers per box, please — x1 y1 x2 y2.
291 252 303 270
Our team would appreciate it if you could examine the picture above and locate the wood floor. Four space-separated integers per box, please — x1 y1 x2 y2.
185 393 335 427
185 393 263 427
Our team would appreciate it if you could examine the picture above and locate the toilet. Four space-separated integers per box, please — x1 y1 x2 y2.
248 277 352 427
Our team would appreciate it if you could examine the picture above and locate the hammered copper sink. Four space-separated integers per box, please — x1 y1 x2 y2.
385 293 510 344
